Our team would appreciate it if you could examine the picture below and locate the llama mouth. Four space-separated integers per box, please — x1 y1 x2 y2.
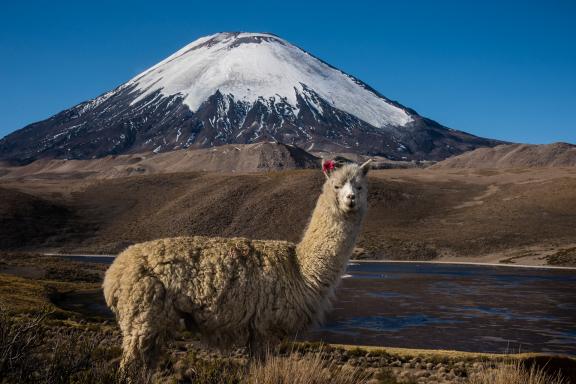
344 202 357 212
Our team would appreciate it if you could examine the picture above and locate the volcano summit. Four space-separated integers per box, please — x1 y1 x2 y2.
0 32 500 163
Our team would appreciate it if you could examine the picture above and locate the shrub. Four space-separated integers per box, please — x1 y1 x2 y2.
0 308 48 382
0 307 150 384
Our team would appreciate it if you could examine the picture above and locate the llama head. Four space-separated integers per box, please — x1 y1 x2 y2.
322 159 371 214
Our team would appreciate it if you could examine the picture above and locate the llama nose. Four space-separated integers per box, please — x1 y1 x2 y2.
347 193 355 200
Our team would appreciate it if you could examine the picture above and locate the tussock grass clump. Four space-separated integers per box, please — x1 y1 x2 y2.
375 368 401 384
248 352 370 384
279 340 335 355
178 351 244 384
469 360 566 384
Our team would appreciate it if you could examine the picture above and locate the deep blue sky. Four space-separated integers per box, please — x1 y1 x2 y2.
1 0 574 144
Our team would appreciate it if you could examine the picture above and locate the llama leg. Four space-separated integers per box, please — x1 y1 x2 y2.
247 329 267 361
120 321 162 371
117 275 178 371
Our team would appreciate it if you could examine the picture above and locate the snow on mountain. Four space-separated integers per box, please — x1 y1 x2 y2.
127 32 412 128
0 32 502 164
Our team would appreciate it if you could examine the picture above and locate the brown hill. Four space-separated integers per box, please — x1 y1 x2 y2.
2 167 575 265
1 142 320 180
433 142 576 169
0 187 73 249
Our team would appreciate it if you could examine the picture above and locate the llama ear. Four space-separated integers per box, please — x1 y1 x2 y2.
359 159 372 175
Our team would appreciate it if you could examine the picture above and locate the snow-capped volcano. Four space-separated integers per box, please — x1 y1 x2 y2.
0 32 501 163
127 32 411 128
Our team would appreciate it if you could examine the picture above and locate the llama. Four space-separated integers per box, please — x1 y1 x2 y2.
103 159 371 369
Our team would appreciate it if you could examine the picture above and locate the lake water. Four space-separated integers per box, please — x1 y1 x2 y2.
62 256 576 354
304 262 576 355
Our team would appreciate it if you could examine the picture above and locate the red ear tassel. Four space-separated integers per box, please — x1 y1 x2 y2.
322 160 335 173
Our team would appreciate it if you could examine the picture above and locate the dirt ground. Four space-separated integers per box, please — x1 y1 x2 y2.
1 167 575 266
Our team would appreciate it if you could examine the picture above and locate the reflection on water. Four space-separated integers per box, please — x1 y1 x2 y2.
304 262 576 354
366 291 410 299
429 281 480 295
454 305 558 322
344 272 402 280
326 315 461 333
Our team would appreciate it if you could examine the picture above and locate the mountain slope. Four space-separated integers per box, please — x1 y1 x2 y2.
0 187 72 249
0 32 501 164
433 142 576 168
0 143 320 179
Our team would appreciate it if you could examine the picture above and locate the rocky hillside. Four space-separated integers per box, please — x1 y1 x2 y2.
0 142 319 179
433 142 576 169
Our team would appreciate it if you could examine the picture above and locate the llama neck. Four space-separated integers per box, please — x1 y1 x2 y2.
296 190 365 292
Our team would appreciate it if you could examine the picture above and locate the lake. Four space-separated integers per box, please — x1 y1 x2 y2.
304 261 576 355
61 256 576 354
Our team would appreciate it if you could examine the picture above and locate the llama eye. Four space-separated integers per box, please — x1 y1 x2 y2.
357 186 363 190
334 185 341 189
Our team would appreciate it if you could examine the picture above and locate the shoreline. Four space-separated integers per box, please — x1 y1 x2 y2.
44 253 576 270
44 253 116 258
350 259 576 270
322 343 575 359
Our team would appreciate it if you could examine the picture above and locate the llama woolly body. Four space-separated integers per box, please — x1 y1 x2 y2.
103 162 370 368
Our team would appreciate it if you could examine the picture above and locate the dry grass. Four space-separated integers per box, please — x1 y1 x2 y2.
0 311 373 384
0 309 49 381
0 274 57 314
248 352 370 384
0 307 150 384
469 360 567 384
0 252 108 318
1 308 574 384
